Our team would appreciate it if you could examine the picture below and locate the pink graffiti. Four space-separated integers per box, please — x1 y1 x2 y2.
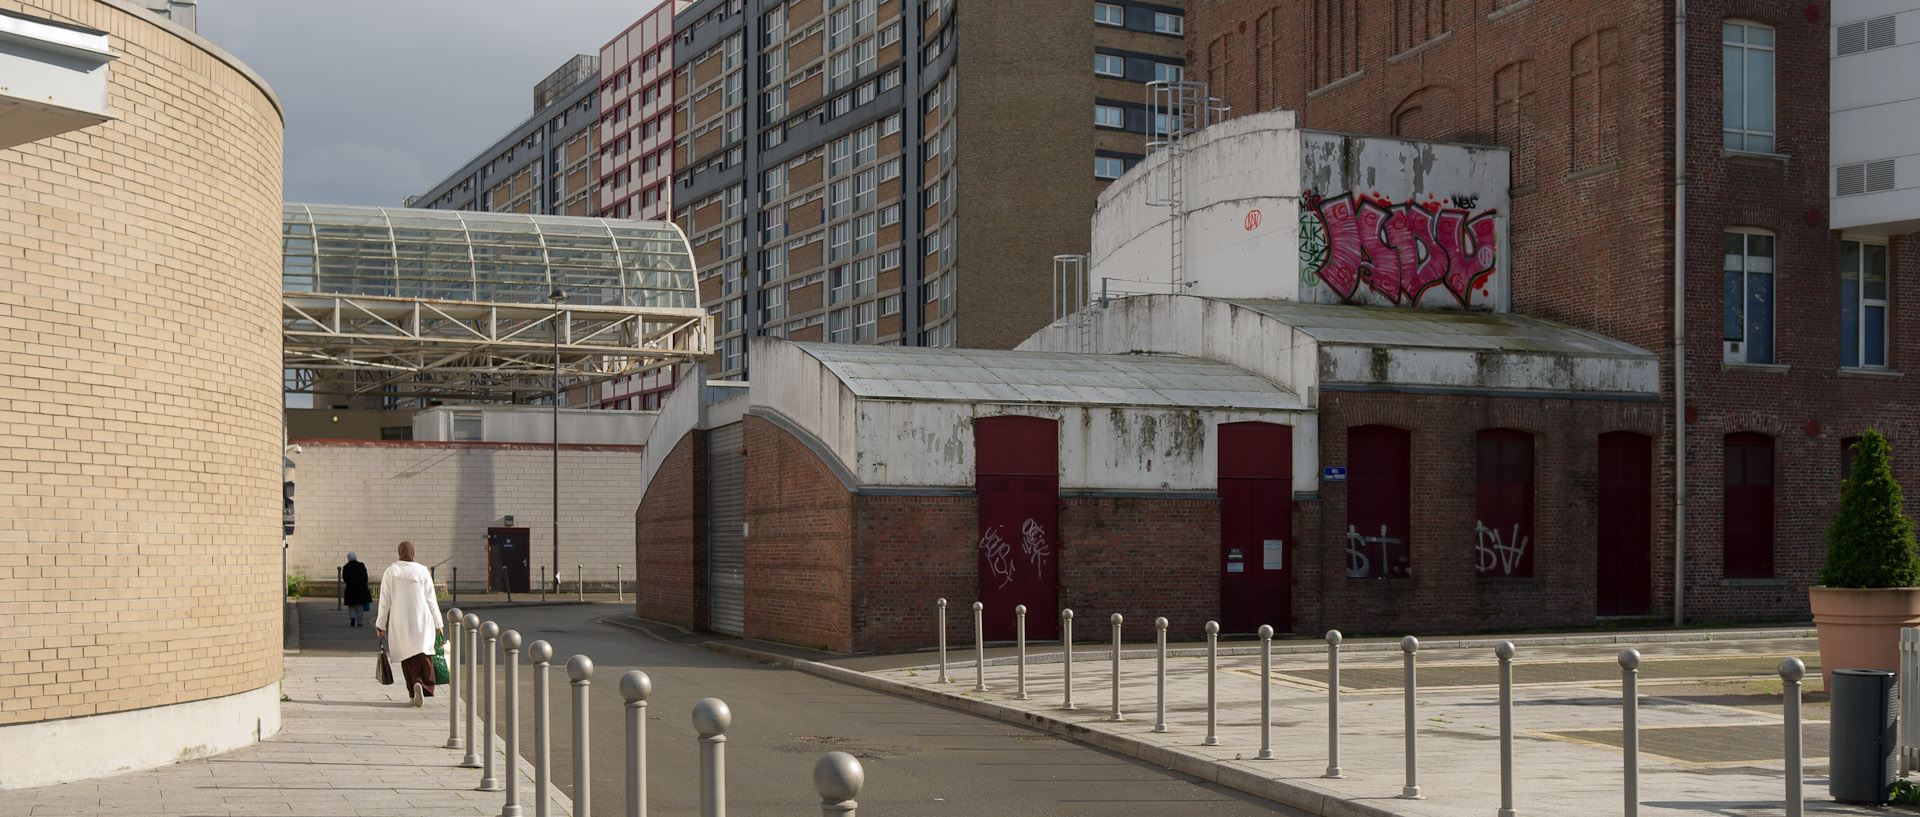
1303 191 1499 307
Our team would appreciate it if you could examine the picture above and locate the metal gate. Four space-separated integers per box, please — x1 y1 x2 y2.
707 422 746 635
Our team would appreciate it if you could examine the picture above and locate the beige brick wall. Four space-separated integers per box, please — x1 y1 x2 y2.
285 442 645 591
0 0 286 726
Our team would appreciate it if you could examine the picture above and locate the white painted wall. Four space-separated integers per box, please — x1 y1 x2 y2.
285 441 644 590
413 405 655 444
850 400 1310 491
1085 110 1512 312
748 337 860 475
1831 1 1920 235
639 362 706 498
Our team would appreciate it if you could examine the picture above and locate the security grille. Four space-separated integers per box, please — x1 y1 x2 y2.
707 422 746 635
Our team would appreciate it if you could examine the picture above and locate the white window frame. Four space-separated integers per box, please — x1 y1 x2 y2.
1722 228 1777 365
1095 54 1125 77
1095 105 1125 129
1094 3 1124 26
1095 156 1125 179
1153 62 1183 84
1154 12 1183 35
1842 238 1891 369
1722 20 1776 154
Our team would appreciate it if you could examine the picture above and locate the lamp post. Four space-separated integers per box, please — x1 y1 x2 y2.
549 287 565 595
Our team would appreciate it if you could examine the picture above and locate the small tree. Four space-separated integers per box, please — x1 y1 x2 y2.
1820 430 1920 588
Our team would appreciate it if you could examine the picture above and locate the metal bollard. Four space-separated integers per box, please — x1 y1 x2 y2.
1153 617 1168 733
936 598 949 684
1015 605 1028 700
577 565 585 600
1325 630 1344 778
1258 625 1274 759
479 622 502 791
693 698 731 817
1110 613 1124 722
973 601 986 692
617 565 624 602
621 670 653 817
1400 636 1422 799
1621 648 1640 817
446 609 464 750
541 565 547 603
1496 641 1515 817
530 641 553 817
504 565 513 604
501 631 524 817
568 655 594 817
462 613 481 767
1781 657 1804 817
1062 609 1076 710
453 566 459 607
336 565 342 610
1204 621 1219 746
814 751 863 817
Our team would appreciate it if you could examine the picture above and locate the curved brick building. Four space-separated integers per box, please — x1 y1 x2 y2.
0 0 284 787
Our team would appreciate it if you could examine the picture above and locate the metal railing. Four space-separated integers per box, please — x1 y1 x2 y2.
438 608 870 817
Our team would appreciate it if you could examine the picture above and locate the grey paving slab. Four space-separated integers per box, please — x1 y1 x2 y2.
826 633 1908 817
6 654 573 817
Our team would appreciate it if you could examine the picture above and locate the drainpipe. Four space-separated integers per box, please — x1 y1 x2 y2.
1672 0 1688 627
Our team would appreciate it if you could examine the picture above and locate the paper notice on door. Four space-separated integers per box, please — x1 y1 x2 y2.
1263 540 1284 570
1227 563 1245 573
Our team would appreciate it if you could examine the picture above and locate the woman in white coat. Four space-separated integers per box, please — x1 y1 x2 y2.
375 540 444 707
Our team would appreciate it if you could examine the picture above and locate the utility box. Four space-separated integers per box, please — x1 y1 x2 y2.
1830 668 1897 804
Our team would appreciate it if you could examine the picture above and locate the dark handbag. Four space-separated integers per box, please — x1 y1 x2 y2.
375 642 395 686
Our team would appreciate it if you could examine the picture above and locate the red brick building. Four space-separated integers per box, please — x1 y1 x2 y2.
1184 0 1920 624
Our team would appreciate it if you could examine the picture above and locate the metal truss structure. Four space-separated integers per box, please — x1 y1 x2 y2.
284 293 710 402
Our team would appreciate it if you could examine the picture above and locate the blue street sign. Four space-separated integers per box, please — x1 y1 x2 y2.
1323 466 1348 482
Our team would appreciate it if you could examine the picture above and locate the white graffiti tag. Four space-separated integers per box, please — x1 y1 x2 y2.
980 526 1015 588
1474 520 1529 576
1020 518 1050 572
1345 524 1407 578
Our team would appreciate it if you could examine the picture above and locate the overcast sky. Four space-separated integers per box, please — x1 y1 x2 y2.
201 0 665 207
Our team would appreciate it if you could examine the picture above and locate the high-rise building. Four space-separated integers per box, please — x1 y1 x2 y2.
673 0 1186 379
598 0 691 222
408 55 602 217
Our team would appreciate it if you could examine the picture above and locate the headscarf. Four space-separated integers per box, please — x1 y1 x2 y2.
347 552 358 562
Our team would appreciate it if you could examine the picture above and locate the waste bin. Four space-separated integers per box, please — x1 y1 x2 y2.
1830 668 1897 804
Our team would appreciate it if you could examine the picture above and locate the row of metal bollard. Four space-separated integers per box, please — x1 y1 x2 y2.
934 600 1812 816
440 607 861 817
440 564 632 604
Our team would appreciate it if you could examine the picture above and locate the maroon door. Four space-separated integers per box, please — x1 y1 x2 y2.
975 416 1060 640
1596 432 1652 616
1723 433 1775 579
1218 422 1292 633
1346 425 1412 579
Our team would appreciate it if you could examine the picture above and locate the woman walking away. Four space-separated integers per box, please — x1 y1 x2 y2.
342 552 371 626
375 541 444 707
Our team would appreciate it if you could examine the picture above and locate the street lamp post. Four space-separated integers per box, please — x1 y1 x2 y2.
549 287 565 595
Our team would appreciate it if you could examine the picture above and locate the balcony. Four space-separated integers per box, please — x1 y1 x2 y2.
0 9 114 149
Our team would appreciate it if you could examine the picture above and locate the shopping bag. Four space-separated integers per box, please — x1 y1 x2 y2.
431 631 450 685
375 642 395 686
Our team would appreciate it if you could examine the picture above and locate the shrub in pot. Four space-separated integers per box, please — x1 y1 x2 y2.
1810 430 1920 686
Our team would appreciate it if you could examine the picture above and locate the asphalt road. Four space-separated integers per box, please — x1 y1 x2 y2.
298 600 1294 816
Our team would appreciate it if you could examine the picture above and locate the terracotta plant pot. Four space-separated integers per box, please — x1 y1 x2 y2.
1809 586 1920 687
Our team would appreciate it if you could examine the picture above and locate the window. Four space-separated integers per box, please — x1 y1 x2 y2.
881 294 902 315
452 412 483 441
1154 12 1184 35
879 203 901 226
1723 21 1776 153
1722 230 1776 365
1095 105 1125 129
1475 429 1534 578
1094 156 1125 179
1153 62 1183 84
1094 3 1123 26
1723 432 1775 578
1346 426 1411 578
853 302 876 341
881 112 902 136
763 284 786 322
828 308 851 342
1095 54 1125 77
1842 240 1889 369
879 157 902 181
879 248 902 269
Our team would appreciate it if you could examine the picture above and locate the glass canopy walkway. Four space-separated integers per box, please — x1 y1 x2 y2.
282 204 709 404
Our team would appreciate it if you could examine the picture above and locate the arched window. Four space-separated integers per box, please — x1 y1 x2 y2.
1723 432 1775 578
1346 425 1411 578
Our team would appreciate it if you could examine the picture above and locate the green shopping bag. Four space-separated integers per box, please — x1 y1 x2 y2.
432 631 451 685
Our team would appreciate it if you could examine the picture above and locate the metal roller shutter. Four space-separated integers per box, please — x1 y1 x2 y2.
707 422 745 635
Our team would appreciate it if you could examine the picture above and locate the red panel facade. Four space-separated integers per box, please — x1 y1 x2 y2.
1217 422 1292 632
974 416 1061 640
1597 432 1654 616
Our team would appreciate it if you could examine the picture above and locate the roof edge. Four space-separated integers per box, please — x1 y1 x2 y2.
91 0 284 123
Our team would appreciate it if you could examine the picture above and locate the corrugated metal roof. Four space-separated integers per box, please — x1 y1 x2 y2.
1230 300 1655 358
790 343 1304 410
